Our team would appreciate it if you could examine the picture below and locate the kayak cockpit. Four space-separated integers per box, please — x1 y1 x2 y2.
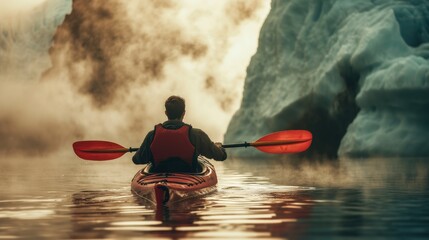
131 157 218 206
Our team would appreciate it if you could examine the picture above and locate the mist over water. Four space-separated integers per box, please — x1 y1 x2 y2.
1 155 428 239
226 157 429 190
0 0 270 157
1 2 428 238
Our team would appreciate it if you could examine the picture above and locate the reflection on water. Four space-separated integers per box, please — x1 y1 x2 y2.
66 169 314 239
0 155 428 239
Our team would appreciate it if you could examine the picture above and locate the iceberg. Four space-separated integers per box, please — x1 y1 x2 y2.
224 0 429 158
0 0 72 81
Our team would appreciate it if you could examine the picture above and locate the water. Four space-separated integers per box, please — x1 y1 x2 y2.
0 154 428 239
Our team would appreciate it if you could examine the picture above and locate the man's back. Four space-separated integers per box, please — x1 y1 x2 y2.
132 120 226 171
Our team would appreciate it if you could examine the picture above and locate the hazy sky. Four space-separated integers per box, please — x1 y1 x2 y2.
0 0 46 18
0 0 270 156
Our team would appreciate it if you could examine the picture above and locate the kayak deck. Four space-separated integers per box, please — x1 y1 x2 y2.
131 157 217 206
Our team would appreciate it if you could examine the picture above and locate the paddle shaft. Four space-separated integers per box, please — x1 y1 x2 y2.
73 130 312 160
80 140 308 156
80 140 309 153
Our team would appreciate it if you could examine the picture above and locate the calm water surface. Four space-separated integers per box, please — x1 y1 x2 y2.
0 154 428 239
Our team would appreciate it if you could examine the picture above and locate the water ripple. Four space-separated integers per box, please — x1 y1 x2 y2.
0 159 428 239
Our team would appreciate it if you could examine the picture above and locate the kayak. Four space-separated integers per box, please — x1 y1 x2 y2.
131 157 217 206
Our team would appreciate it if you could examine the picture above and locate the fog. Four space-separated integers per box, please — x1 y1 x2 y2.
225 157 429 190
0 0 46 18
0 0 270 157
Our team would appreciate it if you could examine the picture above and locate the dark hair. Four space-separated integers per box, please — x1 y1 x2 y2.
165 95 185 120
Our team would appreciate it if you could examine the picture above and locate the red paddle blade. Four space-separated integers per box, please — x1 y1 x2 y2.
72 141 129 161
254 130 312 154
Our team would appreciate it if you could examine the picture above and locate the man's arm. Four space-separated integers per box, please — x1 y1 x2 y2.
191 129 227 161
132 131 154 164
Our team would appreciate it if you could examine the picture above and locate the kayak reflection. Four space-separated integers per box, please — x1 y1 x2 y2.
70 190 152 238
134 188 313 239
135 163 314 239
68 162 315 239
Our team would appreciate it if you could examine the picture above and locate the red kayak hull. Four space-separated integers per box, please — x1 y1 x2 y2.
131 157 217 206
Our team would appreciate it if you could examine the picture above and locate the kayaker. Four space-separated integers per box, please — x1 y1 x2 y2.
132 95 227 173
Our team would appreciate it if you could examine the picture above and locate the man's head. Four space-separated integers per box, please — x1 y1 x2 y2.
165 95 186 120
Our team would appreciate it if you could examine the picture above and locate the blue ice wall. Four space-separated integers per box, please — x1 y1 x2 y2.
224 0 429 158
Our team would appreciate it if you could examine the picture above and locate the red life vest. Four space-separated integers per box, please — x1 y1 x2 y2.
150 124 196 170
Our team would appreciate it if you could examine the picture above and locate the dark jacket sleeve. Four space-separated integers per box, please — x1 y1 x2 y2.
132 130 154 164
191 128 227 161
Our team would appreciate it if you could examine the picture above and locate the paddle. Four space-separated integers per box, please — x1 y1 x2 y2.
72 130 312 160
72 141 138 161
222 130 312 154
